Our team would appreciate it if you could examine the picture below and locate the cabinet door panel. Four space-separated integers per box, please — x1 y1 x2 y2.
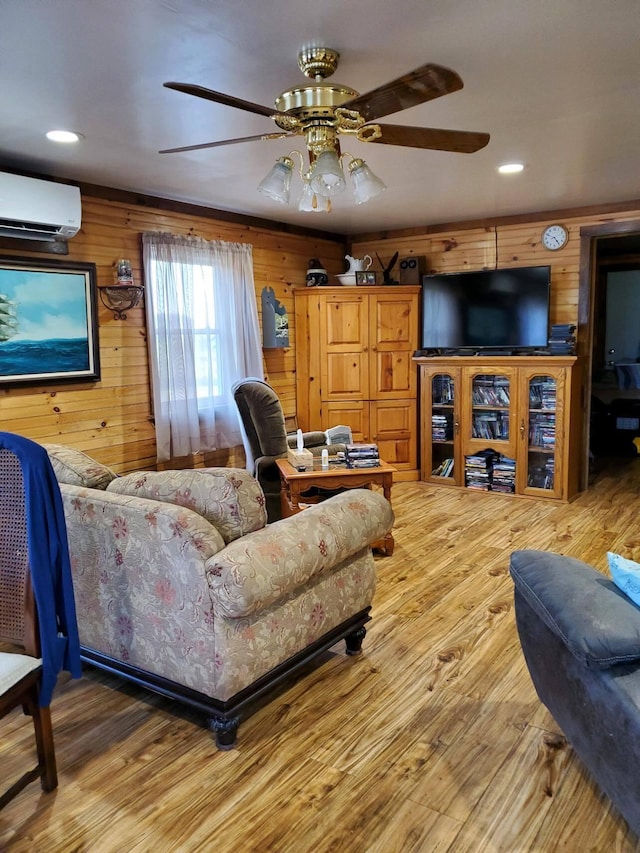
420 367 461 484
370 399 417 468
517 368 565 499
323 295 367 349
324 352 369 399
371 350 416 397
462 367 517 460
369 292 418 399
370 293 416 347
320 295 369 400
322 400 369 442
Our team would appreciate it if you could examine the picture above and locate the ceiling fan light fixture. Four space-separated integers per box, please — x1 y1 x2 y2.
298 180 330 212
309 148 347 197
257 156 294 204
348 158 386 204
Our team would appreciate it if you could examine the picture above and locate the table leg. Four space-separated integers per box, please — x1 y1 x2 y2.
373 472 394 555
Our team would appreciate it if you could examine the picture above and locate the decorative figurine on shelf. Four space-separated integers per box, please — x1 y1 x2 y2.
377 251 399 284
114 258 133 285
306 258 328 287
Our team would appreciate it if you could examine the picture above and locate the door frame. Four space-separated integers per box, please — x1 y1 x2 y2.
578 217 640 490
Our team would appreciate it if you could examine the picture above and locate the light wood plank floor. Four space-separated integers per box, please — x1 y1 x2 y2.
2 457 640 852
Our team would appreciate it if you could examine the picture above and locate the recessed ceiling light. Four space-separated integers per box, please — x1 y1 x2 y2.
498 162 524 174
46 130 82 143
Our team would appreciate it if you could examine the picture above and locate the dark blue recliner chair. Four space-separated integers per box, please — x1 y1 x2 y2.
510 549 640 838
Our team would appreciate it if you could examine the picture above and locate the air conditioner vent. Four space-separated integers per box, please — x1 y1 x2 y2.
0 172 81 240
0 218 60 239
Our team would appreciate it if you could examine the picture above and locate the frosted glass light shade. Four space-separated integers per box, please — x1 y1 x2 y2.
298 181 331 212
258 157 293 204
309 149 346 197
349 158 386 204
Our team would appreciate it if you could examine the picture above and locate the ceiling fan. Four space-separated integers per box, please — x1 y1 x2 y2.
160 47 490 211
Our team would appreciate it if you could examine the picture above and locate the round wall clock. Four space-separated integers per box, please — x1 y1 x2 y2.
541 223 568 251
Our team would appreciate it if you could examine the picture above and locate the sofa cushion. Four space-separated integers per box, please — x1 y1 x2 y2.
42 443 117 489
106 468 267 543
510 549 640 669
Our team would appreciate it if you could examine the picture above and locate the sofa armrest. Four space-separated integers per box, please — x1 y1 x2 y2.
206 489 393 618
510 549 640 669
285 433 346 457
287 431 327 449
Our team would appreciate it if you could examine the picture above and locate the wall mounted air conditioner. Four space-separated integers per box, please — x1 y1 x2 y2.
0 171 81 241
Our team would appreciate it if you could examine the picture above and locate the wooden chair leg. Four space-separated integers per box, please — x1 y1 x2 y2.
31 702 58 792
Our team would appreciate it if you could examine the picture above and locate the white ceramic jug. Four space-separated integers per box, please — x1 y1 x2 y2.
345 254 373 273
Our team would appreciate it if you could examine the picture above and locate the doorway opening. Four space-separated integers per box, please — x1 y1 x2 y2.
579 220 640 487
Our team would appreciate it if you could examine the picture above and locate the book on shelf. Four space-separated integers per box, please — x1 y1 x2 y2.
432 457 454 477
432 375 454 404
464 451 516 492
528 456 555 489
431 413 452 441
472 412 509 439
530 380 557 409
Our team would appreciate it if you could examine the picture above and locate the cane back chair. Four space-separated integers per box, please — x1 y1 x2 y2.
0 446 57 809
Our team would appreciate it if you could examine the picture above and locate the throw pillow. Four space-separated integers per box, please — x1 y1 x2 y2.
608 552 640 608
107 468 266 543
42 443 117 490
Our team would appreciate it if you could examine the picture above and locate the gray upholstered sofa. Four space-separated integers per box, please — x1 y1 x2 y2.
43 443 393 748
510 549 640 837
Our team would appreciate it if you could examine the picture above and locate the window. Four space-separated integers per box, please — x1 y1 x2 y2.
142 233 263 462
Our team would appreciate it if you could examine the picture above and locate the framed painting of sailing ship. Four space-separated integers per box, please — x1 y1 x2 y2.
0 256 100 386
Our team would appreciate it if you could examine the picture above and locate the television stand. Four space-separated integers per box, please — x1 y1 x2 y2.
413 353 581 502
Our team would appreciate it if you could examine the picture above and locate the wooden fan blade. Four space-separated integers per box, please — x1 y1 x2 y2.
163 82 289 119
341 63 464 122
159 132 295 154
368 124 490 153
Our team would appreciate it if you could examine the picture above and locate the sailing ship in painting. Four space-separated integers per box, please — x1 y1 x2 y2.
0 293 18 343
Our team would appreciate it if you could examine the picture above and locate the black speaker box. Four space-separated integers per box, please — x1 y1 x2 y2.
398 256 426 285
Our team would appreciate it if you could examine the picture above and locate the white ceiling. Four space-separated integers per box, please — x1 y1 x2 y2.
2 0 639 236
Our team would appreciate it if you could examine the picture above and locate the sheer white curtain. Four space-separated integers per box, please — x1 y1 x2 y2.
142 232 264 462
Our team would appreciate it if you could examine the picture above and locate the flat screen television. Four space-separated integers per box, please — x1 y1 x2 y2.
420 265 551 352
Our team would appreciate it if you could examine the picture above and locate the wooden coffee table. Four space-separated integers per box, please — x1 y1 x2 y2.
275 457 395 555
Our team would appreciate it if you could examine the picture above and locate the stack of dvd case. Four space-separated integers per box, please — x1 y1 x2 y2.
345 443 380 468
548 324 576 354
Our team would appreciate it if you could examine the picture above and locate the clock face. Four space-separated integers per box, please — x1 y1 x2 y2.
542 224 568 251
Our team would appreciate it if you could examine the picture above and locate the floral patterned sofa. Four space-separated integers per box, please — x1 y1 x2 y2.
42 443 394 748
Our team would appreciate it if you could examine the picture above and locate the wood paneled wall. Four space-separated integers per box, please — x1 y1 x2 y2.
351 207 640 330
0 192 346 473
2 186 640 476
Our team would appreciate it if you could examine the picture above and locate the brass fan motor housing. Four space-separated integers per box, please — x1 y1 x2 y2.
297 47 340 80
276 46 360 122
275 83 360 117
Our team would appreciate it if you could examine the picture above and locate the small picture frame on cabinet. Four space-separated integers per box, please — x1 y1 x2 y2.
356 271 377 285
